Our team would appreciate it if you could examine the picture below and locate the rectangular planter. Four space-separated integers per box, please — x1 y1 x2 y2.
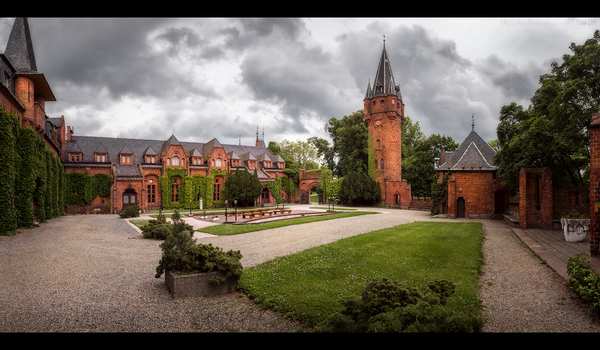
165 270 238 299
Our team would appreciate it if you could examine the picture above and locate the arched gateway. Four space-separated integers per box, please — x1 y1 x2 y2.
298 169 326 204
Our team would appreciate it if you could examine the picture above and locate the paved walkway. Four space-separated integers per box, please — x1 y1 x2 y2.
512 227 600 282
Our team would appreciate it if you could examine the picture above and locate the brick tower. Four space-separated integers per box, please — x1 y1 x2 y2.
364 41 411 207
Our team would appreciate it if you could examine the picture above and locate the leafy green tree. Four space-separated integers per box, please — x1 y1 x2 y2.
268 141 299 185
308 136 336 172
495 30 600 190
272 139 320 170
222 168 262 207
325 110 369 178
401 116 459 197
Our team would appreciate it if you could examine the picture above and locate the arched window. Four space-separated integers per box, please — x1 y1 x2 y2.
216 158 222 167
376 139 381 148
173 157 179 166
380 159 385 170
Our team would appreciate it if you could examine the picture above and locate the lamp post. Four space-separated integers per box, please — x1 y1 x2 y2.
225 200 228 222
234 200 238 222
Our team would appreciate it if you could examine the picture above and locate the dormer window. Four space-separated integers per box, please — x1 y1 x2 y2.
145 155 156 163
121 154 132 165
95 153 107 162
69 152 82 162
192 157 202 165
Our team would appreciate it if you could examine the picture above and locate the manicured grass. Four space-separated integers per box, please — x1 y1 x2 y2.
238 221 484 328
128 219 150 229
198 211 379 236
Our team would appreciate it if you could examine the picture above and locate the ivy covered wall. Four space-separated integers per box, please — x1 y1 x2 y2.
159 167 219 209
0 108 67 235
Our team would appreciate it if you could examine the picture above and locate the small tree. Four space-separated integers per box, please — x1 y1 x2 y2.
338 171 381 206
222 168 262 207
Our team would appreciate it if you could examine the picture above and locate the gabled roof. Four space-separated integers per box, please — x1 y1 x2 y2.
63 134 285 179
119 144 133 154
436 130 497 171
144 145 158 156
190 148 203 157
94 143 108 154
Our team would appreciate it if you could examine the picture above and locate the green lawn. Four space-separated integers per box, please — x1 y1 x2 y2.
198 211 379 236
237 221 484 328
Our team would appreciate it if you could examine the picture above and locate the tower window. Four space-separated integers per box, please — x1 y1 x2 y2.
376 139 381 149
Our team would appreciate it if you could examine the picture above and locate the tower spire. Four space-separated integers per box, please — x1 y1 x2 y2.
5 17 38 72
472 114 475 131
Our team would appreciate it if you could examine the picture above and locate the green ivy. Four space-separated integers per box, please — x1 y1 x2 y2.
0 107 67 234
431 172 451 215
65 172 113 206
160 168 218 209
263 177 283 204
0 108 19 235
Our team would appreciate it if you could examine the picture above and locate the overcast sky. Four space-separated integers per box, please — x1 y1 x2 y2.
1 17 599 148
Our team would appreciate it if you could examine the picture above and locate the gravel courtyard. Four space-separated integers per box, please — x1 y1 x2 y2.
1 206 599 332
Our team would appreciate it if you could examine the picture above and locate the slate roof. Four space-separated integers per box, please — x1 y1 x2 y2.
364 43 402 101
436 130 497 171
63 135 284 179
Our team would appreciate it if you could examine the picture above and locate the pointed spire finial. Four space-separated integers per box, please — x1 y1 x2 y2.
472 114 475 131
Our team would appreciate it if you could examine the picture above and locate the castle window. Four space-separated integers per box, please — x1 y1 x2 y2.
145 155 156 163
216 158 222 167
95 153 107 162
172 157 179 166
121 154 132 165
69 152 82 162
147 178 156 204
167 158 171 166
376 139 381 149
380 159 385 170
172 178 180 203
380 100 384 105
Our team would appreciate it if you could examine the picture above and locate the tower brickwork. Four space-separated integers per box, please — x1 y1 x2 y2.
364 42 411 207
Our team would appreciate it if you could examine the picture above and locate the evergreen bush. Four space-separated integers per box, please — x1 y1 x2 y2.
313 278 483 333
141 209 194 240
155 229 243 285
118 204 140 218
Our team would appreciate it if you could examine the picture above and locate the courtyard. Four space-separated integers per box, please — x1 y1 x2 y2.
2 205 600 332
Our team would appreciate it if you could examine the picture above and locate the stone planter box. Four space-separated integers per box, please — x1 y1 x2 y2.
165 270 238 299
560 218 590 243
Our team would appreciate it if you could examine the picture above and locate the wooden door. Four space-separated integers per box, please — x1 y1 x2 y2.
457 198 465 218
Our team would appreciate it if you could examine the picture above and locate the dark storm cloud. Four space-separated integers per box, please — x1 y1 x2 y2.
337 21 545 143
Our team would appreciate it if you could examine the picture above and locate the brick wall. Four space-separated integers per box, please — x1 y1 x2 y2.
445 171 506 219
519 167 553 229
589 113 600 256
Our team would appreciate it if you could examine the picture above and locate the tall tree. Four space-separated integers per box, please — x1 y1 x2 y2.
401 116 459 197
495 30 600 190
325 110 369 178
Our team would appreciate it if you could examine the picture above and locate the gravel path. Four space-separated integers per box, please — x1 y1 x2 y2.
1 205 599 332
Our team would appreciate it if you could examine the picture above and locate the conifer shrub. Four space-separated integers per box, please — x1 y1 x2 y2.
141 210 194 240
313 278 483 333
155 229 243 285
118 204 140 218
